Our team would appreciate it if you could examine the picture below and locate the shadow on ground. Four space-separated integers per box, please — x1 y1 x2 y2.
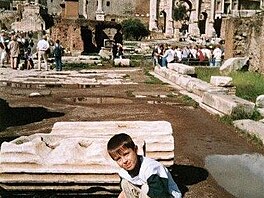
0 98 64 131
170 164 209 196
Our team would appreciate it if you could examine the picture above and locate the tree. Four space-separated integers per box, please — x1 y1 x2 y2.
173 3 188 21
121 19 150 41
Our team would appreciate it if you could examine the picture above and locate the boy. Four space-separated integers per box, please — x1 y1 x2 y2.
107 133 182 198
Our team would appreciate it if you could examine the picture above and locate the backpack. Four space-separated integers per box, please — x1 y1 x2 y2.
53 45 62 57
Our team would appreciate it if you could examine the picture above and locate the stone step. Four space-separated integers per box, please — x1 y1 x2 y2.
167 63 195 75
202 92 255 116
233 119 264 144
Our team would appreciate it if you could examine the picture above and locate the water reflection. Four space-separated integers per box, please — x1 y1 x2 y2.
64 97 133 104
205 154 264 198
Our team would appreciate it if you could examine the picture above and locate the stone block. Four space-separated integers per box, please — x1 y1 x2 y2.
99 48 111 60
210 76 233 87
114 58 131 66
202 92 255 116
257 108 264 117
168 63 195 75
220 57 249 75
0 121 175 176
256 95 264 108
233 119 264 144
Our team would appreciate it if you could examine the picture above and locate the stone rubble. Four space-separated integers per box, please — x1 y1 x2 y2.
153 64 264 144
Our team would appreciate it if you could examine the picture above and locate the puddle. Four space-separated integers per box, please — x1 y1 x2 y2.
147 100 186 106
205 153 264 198
64 97 133 104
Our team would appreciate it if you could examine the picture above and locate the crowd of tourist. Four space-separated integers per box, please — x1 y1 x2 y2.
0 30 63 71
152 43 224 67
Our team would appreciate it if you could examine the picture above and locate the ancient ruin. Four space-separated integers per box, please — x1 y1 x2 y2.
0 121 175 194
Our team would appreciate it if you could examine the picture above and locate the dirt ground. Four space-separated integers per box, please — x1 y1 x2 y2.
0 67 264 197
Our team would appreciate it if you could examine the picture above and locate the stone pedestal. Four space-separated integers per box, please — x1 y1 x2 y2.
96 11 105 21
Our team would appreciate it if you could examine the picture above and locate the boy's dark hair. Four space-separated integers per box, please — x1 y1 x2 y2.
107 133 136 154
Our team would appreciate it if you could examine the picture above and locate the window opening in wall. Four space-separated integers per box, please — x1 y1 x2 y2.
106 1 110 6
111 18 115 21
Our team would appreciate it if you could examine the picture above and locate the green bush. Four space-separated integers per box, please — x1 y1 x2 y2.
173 3 188 21
121 19 150 41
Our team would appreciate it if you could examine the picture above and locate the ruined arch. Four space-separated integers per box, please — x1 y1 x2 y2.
198 12 207 35
175 0 193 33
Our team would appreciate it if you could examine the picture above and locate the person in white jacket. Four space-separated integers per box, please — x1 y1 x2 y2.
162 45 176 67
212 45 222 67
107 133 182 198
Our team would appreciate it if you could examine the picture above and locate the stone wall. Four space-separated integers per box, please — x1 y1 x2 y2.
0 11 19 30
11 5 45 32
223 14 264 73
51 19 83 54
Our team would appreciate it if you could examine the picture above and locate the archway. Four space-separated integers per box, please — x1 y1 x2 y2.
81 26 97 54
214 17 222 37
160 10 167 33
175 0 193 34
198 12 207 35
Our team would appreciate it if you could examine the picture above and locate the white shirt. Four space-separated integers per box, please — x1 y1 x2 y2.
163 48 176 63
213 47 222 61
119 156 182 198
37 39 49 51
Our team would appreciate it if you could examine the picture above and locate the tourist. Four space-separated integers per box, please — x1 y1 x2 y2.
53 39 63 71
0 31 8 67
197 46 205 63
7 35 20 70
203 46 213 66
174 46 182 63
37 35 50 71
107 133 182 198
212 45 222 67
181 46 190 64
152 43 164 66
113 26 123 59
162 44 176 67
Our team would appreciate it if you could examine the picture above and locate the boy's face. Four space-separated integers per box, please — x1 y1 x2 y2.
110 146 138 171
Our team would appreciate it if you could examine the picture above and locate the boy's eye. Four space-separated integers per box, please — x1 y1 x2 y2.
114 156 121 161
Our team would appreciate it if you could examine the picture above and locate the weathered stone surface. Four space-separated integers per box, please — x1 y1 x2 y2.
256 95 264 108
168 63 195 75
99 47 112 60
202 92 255 116
210 76 233 87
233 119 264 144
205 153 264 198
0 121 175 191
114 58 131 66
257 108 264 117
220 57 249 75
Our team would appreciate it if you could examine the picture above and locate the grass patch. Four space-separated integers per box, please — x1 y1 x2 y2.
219 108 262 125
179 95 199 108
144 72 165 84
237 129 263 148
229 71 264 102
195 68 264 102
63 63 101 70
195 67 220 82
125 90 134 97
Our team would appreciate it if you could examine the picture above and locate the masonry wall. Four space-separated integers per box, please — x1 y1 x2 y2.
51 19 83 54
223 14 264 73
